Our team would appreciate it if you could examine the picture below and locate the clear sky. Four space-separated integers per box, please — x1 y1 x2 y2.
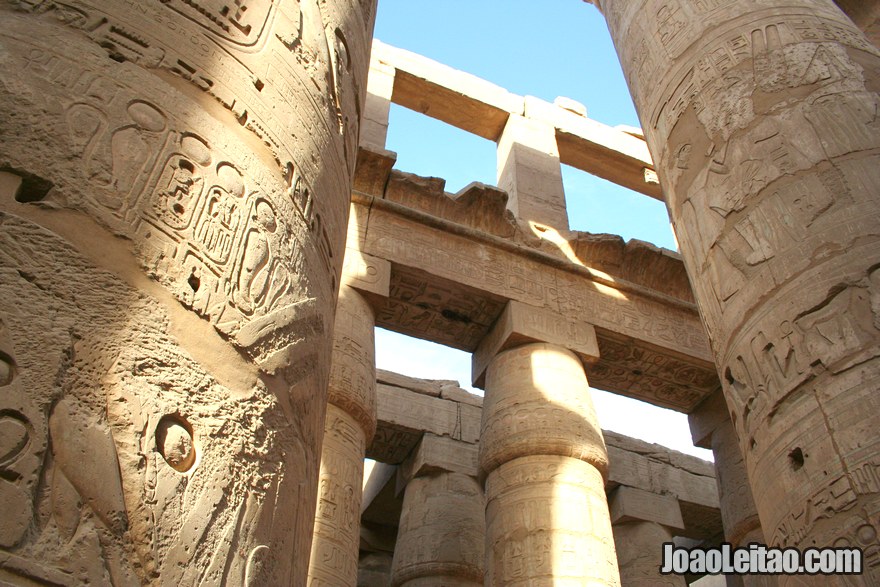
371 0 713 461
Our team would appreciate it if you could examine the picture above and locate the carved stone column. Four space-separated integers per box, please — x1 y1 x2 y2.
391 470 485 587
592 0 880 571
475 304 619 586
308 286 377 586
609 486 687 587
0 1 375 585
691 391 776 587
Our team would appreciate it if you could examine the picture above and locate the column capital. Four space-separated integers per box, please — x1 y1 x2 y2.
479 342 608 479
328 285 378 442
472 300 600 388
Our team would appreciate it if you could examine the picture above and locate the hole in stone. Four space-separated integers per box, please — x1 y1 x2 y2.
631 369 643 376
2 167 54 203
238 111 248 126
724 367 735 386
156 414 197 473
253 78 264 92
173 203 185 215
187 272 200 292
441 308 472 324
0 351 15 386
749 437 757 451
99 41 126 63
789 447 805 471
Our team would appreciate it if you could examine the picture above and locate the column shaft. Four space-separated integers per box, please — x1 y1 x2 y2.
613 522 686 587
0 1 375 585
595 0 880 569
480 342 619 586
309 286 377 586
391 471 485 587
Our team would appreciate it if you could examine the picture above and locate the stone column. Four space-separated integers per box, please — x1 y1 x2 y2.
474 302 619 586
609 486 687 587
592 0 880 568
691 392 776 587
0 1 375 585
307 286 377 586
496 113 569 229
391 469 485 587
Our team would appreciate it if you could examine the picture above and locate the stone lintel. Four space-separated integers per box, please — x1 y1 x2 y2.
376 369 454 397
522 95 662 201
398 433 479 490
341 247 391 299
372 40 523 141
369 383 481 463
606 443 718 511
688 388 729 450
369 40 663 202
610 485 685 530
472 300 600 388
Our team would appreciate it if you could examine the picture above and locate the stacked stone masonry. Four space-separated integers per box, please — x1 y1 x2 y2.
0 0 877 585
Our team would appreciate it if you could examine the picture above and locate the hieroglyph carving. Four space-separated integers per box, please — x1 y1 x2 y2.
0 0 374 584
597 0 880 573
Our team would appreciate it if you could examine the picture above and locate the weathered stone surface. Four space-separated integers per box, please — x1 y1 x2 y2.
369 383 481 464
358 551 394 587
399 433 480 483
0 0 375 583
371 40 524 141
376 369 457 397
613 522 687 587
391 472 485 587
361 60 395 150
524 94 663 200
595 0 880 569
833 0 880 47
342 247 392 300
383 171 517 239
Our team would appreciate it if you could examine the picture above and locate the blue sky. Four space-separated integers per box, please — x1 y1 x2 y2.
370 0 712 460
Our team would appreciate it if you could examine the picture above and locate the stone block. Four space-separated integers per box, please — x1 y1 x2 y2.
472 300 600 388
399 433 480 485
341 248 391 299
609 485 685 530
